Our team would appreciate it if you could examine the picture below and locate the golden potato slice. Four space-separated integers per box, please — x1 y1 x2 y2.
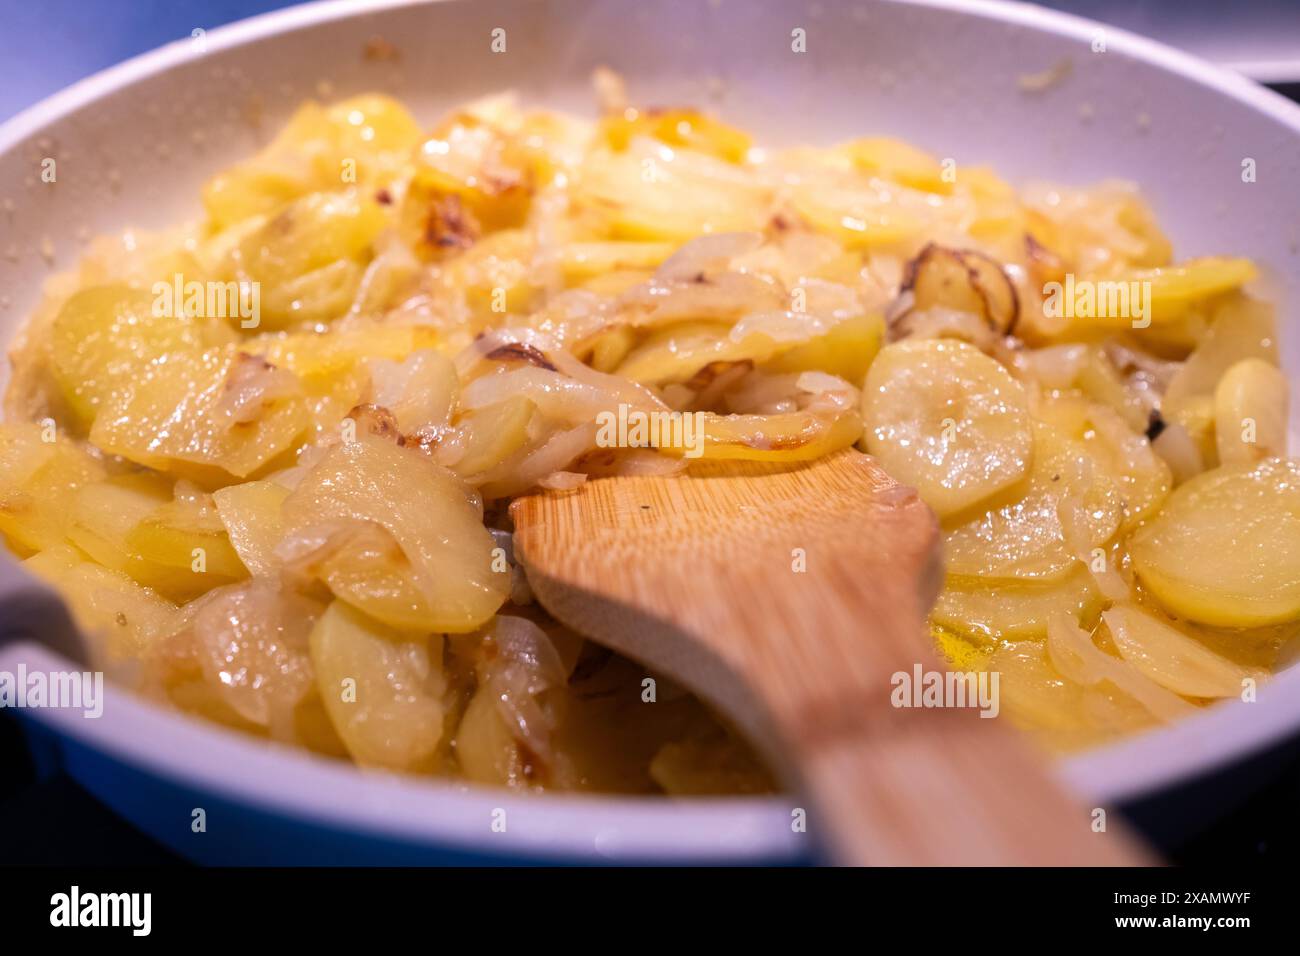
943 424 1122 582
843 137 951 194
431 229 539 320
91 348 308 482
212 480 290 577
1213 358 1288 466
455 680 528 786
931 566 1101 642
986 641 1155 750
788 175 925 250
1137 257 1258 324
576 143 770 241
0 422 106 555
1164 294 1277 415
1058 400 1171 531
1130 458 1300 627
186 580 320 731
760 314 885 387
24 544 176 660
69 475 246 601
126 494 249 581
309 601 447 772
202 95 421 230
280 430 508 632
863 339 1033 518
560 241 677 284
602 109 752 163
49 284 232 426
406 109 533 238
452 397 536 477
688 409 864 462
236 191 388 328
246 325 440 380
615 320 778 386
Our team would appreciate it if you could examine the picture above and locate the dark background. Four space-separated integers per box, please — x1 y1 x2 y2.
1 0 1299 865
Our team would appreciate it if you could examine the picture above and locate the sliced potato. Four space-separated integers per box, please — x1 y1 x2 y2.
310 600 447 772
246 324 441 381
760 314 885 386
455 680 528 786
24 543 176 659
843 137 950 194
235 191 388 327
201 95 421 230
187 580 320 730
576 143 770 241
561 241 677 283
212 480 291 577
126 495 249 581
1103 605 1258 699
943 424 1122 582
1213 358 1288 466
863 339 1033 518
0 422 106 555
986 641 1155 748
689 409 864 462
900 244 1018 334
91 347 308 482
602 109 751 163
69 475 246 601
1130 458 1300 627
1137 257 1258 324
451 397 536 477
1164 295 1278 420
615 320 778 386
404 109 532 242
931 566 1101 642
281 430 508 632
49 284 232 426
432 229 539 320
789 175 925 250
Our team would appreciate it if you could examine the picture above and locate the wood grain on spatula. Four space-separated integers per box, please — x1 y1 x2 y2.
511 449 1152 866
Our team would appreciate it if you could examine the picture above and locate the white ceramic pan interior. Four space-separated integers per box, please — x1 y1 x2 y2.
1 0 1299 862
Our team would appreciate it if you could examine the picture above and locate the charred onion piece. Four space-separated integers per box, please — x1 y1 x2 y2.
1024 233 1067 289
484 342 559 372
898 242 1020 336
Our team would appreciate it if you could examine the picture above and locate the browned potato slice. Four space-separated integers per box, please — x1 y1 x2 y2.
900 243 1019 335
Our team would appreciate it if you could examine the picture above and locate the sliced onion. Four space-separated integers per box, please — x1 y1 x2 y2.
538 470 587 491
1151 420 1204 485
476 422 599 497
186 579 320 737
1046 614 1195 721
479 615 568 763
653 232 763 282
214 352 301 424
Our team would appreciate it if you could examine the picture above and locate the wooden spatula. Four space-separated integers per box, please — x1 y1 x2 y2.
511 448 1151 865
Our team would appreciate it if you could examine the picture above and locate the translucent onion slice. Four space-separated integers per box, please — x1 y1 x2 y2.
1103 605 1259 699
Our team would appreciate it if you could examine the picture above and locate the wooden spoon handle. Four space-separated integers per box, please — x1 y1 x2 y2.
675 561 1150 866
791 686 1151 865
